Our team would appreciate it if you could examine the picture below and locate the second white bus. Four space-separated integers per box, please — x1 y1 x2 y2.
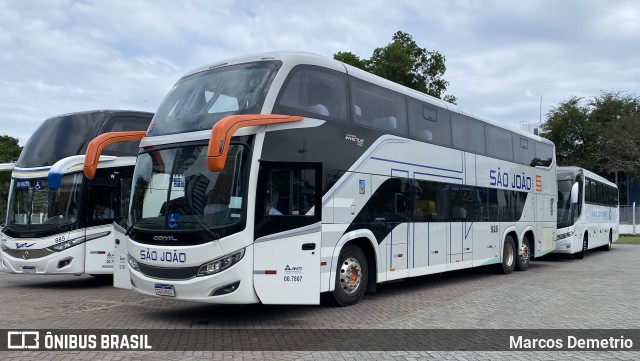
555 166 619 258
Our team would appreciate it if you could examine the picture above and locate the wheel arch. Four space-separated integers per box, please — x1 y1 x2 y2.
522 228 536 259
329 229 379 293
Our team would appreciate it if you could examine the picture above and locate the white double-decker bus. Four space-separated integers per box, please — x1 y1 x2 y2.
0 110 152 276
555 166 619 258
92 52 556 306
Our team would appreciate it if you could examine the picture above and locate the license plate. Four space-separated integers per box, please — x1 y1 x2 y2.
154 284 176 297
22 266 36 274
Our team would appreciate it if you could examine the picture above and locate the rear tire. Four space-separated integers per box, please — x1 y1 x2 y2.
498 235 516 274
330 244 368 307
575 235 587 259
603 230 612 251
515 237 530 271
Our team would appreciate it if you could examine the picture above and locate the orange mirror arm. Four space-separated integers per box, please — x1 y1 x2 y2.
207 114 303 172
84 131 147 179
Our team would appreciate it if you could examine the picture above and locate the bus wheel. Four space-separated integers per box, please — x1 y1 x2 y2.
498 235 515 274
603 230 612 251
575 235 587 259
515 237 530 271
331 244 368 307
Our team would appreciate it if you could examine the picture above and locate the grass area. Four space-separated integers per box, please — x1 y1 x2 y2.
617 235 640 244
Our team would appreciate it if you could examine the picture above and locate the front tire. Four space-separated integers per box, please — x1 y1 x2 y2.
575 235 587 259
498 235 516 274
331 244 368 307
515 237 530 271
603 230 612 251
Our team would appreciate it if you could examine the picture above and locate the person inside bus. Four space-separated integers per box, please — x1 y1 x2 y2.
451 201 467 221
264 198 283 216
94 204 114 220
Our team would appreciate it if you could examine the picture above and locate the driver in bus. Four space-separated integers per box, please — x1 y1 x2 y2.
94 204 114 220
265 198 283 216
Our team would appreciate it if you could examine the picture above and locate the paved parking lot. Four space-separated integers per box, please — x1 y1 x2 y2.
2 244 639 360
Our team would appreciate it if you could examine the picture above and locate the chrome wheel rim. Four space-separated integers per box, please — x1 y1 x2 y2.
339 257 362 294
520 242 530 264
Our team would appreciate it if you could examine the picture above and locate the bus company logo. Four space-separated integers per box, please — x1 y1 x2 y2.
345 133 364 146
536 175 543 192
22 251 29 260
15 242 35 249
284 264 303 274
152 235 178 242
7 331 39 349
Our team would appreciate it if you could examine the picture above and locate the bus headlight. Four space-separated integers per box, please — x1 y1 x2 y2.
556 231 575 241
127 254 140 272
197 249 245 277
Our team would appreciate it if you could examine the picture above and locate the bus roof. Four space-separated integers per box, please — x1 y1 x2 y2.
182 51 552 145
557 166 617 188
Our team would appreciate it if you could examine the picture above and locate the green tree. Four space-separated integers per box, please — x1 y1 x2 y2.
0 135 21 163
334 31 457 104
600 113 640 174
540 91 640 173
0 135 21 197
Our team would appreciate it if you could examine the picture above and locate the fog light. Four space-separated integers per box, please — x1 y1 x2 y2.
57 258 72 269
211 281 240 296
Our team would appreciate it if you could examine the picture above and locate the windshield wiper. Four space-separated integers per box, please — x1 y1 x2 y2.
175 219 220 242
125 220 159 237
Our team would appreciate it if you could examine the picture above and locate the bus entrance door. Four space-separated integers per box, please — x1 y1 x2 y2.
112 222 131 289
253 161 322 305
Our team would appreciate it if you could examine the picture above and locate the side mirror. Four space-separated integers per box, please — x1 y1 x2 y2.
570 182 580 204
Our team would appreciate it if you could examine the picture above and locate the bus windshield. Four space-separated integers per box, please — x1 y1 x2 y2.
557 178 576 228
6 174 82 233
129 144 249 239
148 61 279 136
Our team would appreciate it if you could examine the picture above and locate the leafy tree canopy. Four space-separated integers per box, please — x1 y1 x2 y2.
540 91 640 174
0 135 21 193
0 135 21 163
334 31 457 104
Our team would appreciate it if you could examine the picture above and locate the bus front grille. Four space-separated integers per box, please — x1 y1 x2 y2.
137 262 200 280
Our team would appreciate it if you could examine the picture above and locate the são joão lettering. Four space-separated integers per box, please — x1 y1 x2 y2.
140 249 186 263
489 169 532 190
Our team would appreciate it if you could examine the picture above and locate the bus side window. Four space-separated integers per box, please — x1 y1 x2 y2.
452 113 485 154
89 185 116 226
274 66 348 122
408 99 452 146
350 78 407 135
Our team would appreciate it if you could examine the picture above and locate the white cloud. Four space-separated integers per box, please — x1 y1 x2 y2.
0 0 638 145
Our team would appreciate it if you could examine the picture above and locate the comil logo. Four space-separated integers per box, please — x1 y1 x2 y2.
7 331 39 349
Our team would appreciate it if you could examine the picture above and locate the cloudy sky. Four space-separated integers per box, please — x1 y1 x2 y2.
1 0 638 145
